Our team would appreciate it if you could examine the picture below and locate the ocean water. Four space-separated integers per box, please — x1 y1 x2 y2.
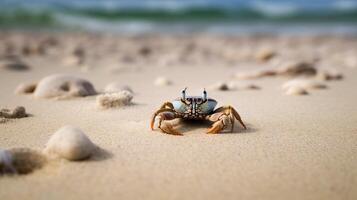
0 0 357 34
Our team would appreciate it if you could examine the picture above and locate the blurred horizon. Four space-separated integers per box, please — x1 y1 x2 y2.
1 0 357 35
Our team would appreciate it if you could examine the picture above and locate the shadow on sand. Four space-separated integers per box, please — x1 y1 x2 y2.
175 119 258 135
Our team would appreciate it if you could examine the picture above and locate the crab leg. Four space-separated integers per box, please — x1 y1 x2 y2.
150 108 175 130
150 108 182 136
206 106 246 134
159 102 174 110
214 106 247 130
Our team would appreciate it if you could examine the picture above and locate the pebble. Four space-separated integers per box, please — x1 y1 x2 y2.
44 126 96 161
154 77 172 86
285 86 309 96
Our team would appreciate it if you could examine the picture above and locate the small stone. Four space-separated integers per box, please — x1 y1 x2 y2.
276 61 317 76
316 68 343 81
44 126 96 161
285 86 309 96
234 69 276 80
96 91 133 109
282 79 327 91
154 77 172 86
63 55 84 66
208 82 230 91
0 106 27 119
255 48 275 62
0 58 30 71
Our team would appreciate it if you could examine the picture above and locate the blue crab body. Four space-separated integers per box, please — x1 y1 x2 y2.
172 96 217 119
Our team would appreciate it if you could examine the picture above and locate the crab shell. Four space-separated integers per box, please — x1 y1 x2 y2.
172 96 217 117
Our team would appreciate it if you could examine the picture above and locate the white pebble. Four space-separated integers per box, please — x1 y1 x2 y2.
96 91 133 109
282 79 327 91
154 77 172 86
44 126 96 161
285 86 308 96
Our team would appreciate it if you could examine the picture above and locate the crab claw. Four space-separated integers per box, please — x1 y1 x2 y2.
159 122 182 136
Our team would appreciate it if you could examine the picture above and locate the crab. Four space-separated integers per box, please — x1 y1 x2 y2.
150 88 247 135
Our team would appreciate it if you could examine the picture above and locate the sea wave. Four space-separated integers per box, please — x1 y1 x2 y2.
0 0 357 33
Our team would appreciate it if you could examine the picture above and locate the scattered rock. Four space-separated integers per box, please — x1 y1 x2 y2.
208 82 230 91
232 82 261 90
285 86 309 96
276 61 317 76
316 68 343 81
22 43 45 56
63 55 84 66
154 77 172 86
0 58 30 71
33 74 96 99
1 148 46 175
104 82 133 94
44 126 96 161
282 79 327 91
0 106 27 119
255 48 275 62
96 91 133 109
234 69 276 80
15 82 37 94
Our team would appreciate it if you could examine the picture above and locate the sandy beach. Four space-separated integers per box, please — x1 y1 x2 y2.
0 31 357 200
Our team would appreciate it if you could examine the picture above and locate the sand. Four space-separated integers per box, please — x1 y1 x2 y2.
0 32 356 200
